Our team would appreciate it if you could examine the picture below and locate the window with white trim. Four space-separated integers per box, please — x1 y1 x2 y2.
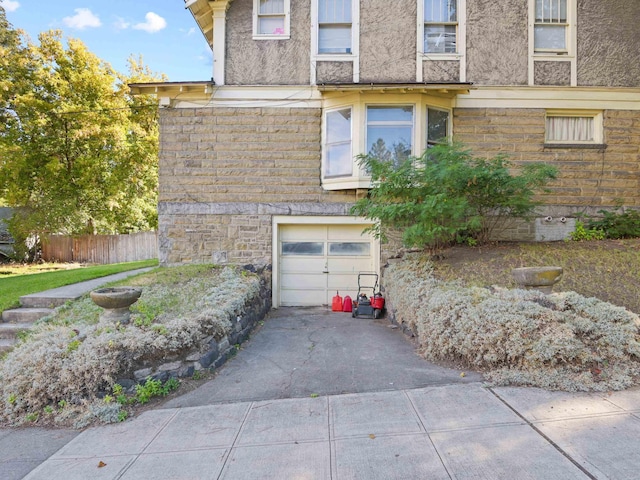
324 108 353 177
318 0 352 54
321 96 453 190
424 0 458 53
366 106 414 168
534 0 568 52
253 0 290 38
545 111 603 144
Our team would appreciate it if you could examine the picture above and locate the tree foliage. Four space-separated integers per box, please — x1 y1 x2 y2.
0 8 163 259
350 143 558 251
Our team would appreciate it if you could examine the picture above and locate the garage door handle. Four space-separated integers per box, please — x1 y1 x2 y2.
323 262 329 274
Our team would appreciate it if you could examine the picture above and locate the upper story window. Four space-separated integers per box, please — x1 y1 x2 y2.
534 0 568 52
424 0 458 53
544 110 603 145
366 106 414 168
318 0 352 54
253 0 290 39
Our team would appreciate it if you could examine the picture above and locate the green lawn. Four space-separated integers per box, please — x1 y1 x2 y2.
0 259 159 313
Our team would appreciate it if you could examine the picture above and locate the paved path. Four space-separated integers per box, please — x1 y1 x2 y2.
3 306 640 479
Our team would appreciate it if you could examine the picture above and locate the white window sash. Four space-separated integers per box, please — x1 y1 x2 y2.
325 108 353 178
253 0 290 38
424 0 458 54
318 0 352 54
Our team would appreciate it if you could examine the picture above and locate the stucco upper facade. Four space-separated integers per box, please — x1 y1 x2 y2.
187 0 640 88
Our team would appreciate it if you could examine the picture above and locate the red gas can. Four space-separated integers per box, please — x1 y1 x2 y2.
332 291 343 312
342 295 353 312
371 293 385 310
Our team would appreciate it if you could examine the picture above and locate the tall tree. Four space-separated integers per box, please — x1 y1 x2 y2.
0 13 162 258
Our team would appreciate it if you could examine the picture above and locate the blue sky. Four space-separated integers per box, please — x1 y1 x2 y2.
1 0 213 81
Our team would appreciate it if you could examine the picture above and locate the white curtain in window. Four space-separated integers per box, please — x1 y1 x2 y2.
546 116 594 142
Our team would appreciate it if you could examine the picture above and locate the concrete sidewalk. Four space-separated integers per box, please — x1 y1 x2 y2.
22 383 640 479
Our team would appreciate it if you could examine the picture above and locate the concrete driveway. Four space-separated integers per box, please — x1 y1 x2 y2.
163 306 482 408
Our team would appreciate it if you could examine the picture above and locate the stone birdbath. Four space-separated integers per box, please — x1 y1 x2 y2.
512 266 563 294
90 287 142 324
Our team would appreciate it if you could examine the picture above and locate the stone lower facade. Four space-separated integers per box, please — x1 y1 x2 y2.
158 105 640 266
454 108 640 209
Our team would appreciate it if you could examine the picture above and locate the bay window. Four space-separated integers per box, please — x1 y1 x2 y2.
318 0 352 54
321 95 452 190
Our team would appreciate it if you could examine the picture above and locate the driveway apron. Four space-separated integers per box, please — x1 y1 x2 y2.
163 306 482 408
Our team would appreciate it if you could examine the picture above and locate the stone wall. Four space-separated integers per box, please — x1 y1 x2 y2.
158 106 358 265
116 268 272 388
453 108 640 215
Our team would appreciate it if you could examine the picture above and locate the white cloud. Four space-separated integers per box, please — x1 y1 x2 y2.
113 16 130 30
0 0 20 12
133 12 166 34
63 8 101 30
187 27 196 36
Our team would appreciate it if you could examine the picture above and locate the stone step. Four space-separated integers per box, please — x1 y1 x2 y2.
0 338 15 354
19 295 73 309
0 322 34 339
2 307 54 324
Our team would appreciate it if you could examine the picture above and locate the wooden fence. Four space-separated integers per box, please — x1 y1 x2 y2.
41 232 158 264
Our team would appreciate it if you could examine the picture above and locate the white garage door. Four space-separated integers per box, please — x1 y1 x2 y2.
279 224 377 306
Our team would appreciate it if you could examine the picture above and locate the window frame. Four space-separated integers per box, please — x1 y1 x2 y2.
544 110 604 146
426 107 451 148
253 0 291 40
365 105 415 168
323 107 353 179
534 0 569 54
317 0 353 55
423 0 459 55
311 0 358 60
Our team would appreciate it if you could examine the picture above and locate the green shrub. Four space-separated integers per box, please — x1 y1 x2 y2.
587 209 640 239
351 143 557 251
569 220 605 241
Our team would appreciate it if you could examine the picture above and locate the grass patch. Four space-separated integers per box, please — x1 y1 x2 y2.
0 259 158 314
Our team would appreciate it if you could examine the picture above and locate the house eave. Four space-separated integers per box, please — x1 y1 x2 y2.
184 0 234 50
129 81 215 96
317 82 474 97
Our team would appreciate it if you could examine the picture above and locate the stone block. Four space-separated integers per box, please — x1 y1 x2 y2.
134 368 153 381
199 345 220 368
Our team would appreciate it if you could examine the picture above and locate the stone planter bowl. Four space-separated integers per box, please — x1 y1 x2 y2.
512 266 563 294
90 287 142 324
